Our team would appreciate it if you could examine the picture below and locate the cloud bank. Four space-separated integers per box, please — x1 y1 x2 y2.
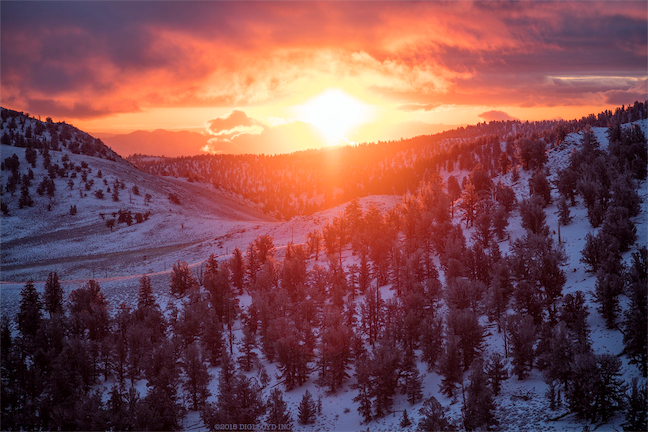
1 1 645 123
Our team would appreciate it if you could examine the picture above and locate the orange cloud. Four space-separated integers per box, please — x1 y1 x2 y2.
1 1 645 137
203 118 326 155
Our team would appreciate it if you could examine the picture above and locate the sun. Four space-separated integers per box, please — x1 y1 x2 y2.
296 89 373 145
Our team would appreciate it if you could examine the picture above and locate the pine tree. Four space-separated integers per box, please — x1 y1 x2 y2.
230 247 246 293
560 291 591 352
499 152 511 175
420 314 443 370
447 308 484 370
246 242 259 285
298 389 317 425
182 342 211 411
205 253 219 278
137 275 155 310
566 353 626 422
439 335 463 398
206 352 237 425
361 285 383 346
528 169 552 207
400 349 423 405
18 179 33 208
275 326 312 390
169 261 196 298
1 316 12 359
463 360 497 431
545 377 560 410
201 307 224 366
472 210 493 249
447 175 461 218
175 288 209 347
623 247 647 376
318 318 352 393
492 205 509 240
538 323 574 391
17 280 43 341
623 378 647 432
266 388 293 429
141 341 182 430
601 206 637 253
134 276 166 346
495 182 517 213
352 354 373 423
557 196 572 225
138 385 181 431
487 261 512 332
400 409 412 428
506 313 536 379
595 269 624 329
610 173 641 217
307 230 322 260
106 385 136 431
238 324 258 372
485 352 508 396
370 342 400 418
459 181 478 227
519 197 549 235
418 396 455 431
234 375 266 425
254 234 276 265
111 304 132 386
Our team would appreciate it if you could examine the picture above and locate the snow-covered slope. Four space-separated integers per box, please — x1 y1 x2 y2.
0 112 278 314
1 110 646 431
272 122 648 432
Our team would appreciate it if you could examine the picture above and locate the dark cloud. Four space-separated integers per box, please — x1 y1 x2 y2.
478 110 519 122
26 98 139 120
1 1 646 122
604 89 648 106
207 110 261 135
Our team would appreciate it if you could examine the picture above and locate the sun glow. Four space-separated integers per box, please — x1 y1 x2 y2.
296 89 373 145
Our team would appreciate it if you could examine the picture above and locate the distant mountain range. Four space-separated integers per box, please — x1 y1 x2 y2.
98 122 465 158
100 129 212 158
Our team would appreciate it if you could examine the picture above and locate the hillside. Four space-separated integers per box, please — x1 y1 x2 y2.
1 106 647 432
129 102 648 219
0 108 276 287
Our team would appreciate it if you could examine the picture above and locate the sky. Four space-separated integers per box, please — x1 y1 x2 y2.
2 1 646 155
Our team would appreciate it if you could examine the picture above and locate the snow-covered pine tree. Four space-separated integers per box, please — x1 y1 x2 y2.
418 396 455 431
439 335 463 398
463 359 497 431
485 352 508 396
266 388 292 429
400 409 412 428
43 271 63 318
181 342 211 411
623 378 647 431
298 389 317 425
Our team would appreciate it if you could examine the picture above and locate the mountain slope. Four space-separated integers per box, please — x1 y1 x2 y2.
0 109 277 285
